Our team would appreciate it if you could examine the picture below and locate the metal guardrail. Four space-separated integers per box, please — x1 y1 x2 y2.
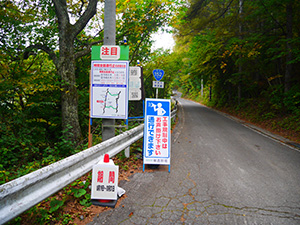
0 104 178 224
171 98 178 121
0 124 144 224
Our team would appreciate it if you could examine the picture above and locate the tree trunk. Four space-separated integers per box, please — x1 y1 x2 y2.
52 0 98 143
238 0 243 105
59 31 82 142
285 1 293 93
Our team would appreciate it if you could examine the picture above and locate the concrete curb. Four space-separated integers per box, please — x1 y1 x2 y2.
209 106 300 152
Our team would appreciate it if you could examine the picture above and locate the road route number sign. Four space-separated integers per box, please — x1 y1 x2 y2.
152 69 164 81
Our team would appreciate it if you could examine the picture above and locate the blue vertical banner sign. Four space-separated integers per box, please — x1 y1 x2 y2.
143 98 171 172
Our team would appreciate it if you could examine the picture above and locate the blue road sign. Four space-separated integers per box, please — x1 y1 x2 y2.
146 99 170 117
143 98 171 172
152 69 164 81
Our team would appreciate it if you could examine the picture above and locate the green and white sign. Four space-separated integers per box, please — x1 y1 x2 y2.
90 45 130 119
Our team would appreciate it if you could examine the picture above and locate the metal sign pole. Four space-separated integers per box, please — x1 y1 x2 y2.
88 70 93 148
102 0 116 141
88 118 92 148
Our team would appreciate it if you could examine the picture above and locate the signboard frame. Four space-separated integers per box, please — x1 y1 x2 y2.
90 60 129 119
143 98 171 172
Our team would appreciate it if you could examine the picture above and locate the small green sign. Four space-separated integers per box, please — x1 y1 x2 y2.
91 45 129 61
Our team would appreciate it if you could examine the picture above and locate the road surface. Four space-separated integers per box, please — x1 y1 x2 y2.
89 94 300 224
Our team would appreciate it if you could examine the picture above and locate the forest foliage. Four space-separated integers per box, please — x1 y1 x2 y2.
1 0 300 185
0 0 181 184
167 0 300 139
1 0 300 223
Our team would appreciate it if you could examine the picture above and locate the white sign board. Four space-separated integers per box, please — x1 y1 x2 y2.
90 61 129 119
91 163 119 200
153 81 164 88
129 67 142 101
129 88 142 101
143 98 171 165
100 45 120 60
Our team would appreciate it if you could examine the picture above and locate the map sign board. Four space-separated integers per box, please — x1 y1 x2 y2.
143 98 171 166
90 61 129 119
129 67 142 101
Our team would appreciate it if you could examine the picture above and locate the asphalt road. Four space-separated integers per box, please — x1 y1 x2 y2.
89 95 300 224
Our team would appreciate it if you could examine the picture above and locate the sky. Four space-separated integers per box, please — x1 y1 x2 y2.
151 29 175 51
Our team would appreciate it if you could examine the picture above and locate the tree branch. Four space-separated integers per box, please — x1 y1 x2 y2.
259 0 286 35
186 0 207 20
212 0 234 21
74 39 103 59
185 0 234 32
130 29 153 63
52 0 69 27
73 0 98 37
24 44 58 66
78 0 85 16
74 28 104 59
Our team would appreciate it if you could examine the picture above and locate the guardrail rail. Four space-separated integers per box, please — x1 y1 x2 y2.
0 103 178 224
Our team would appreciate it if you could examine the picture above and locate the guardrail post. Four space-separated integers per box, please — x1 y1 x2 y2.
125 119 130 157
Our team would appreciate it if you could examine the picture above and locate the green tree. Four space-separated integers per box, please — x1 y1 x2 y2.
0 0 183 178
22 0 180 143
0 1 61 170
173 0 300 106
23 0 101 143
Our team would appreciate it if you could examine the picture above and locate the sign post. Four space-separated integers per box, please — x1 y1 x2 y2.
125 66 144 157
143 98 171 172
152 69 164 98
102 0 117 142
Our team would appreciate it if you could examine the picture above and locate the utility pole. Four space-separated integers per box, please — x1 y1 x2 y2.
238 0 243 105
102 0 116 141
